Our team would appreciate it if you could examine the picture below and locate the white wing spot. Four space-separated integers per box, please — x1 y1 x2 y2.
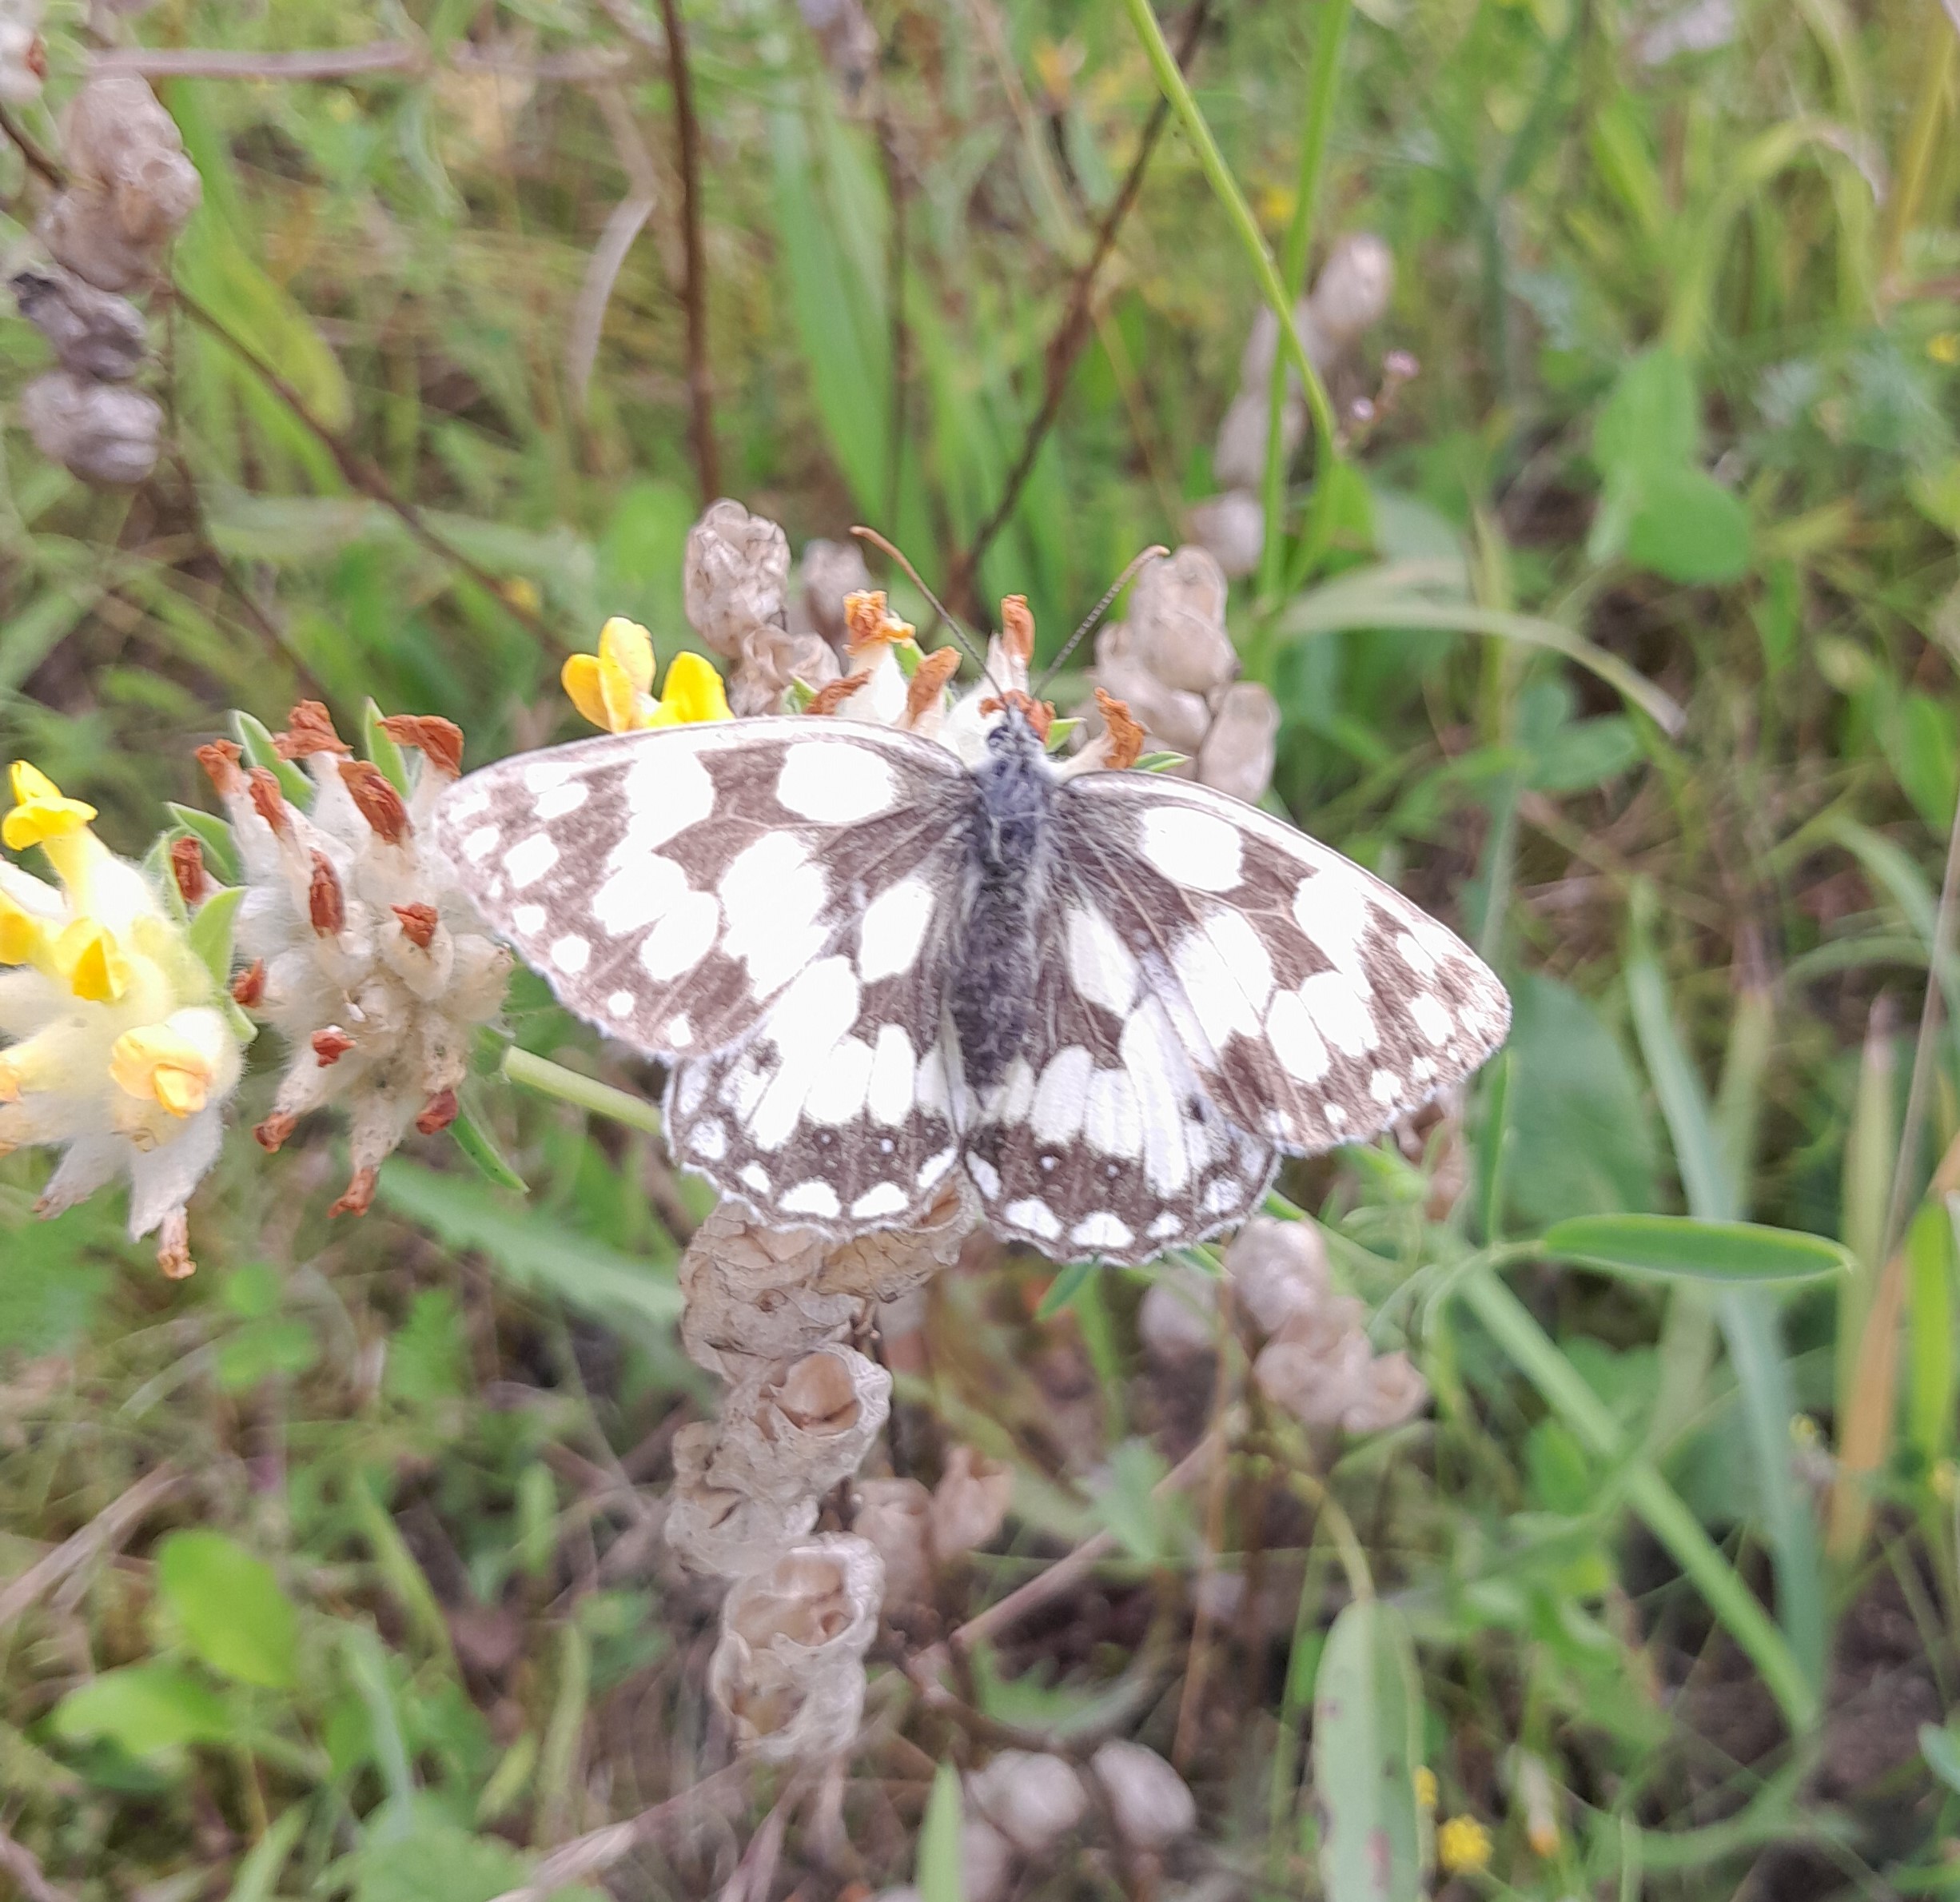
1202 1178 1244 1214
967 1154 1002 1198
607 990 635 1018
1396 930 1437 977
1300 970 1376 1056
462 823 500 864
1065 906 1138 1015
512 903 546 935
1139 805 1244 891
747 959 861 1150
1082 1067 1143 1158
668 1013 693 1047
593 854 686 935
917 1145 956 1188
534 780 588 820
1296 872 1373 975
782 1180 843 1219
1148 1211 1184 1239
803 1035 874 1126
852 1182 908 1219
776 740 897 823
1071 1212 1133 1252
739 1162 771 1193
689 1118 727 1161
638 888 719 980
866 1025 917 1126
1173 929 1263 1051
1004 1197 1062 1241
521 758 577 792
550 934 590 975
1410 991 1452 1047
857 877 935 983
504 833 559 890
1200 907 1275 1011
720 832 827 996
1369 1068 1400 1103
1031 1045 1094 1145
1266 991 1329 1084
619 744 715 853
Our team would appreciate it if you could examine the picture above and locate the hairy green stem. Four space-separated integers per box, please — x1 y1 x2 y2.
501 1046 663 1137
1256 0 1352 609
1121 0 1341 480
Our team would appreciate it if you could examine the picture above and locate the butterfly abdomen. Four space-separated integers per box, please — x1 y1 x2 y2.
952 717 1056 1090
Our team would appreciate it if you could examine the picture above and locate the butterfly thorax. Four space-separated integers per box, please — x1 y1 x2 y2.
952 713 1057 1090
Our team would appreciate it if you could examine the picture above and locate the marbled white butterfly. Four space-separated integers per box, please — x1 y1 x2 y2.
437 696 1508 1266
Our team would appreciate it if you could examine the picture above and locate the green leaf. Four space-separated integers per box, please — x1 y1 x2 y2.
224 1801 308 1902
1035 1260 1095 1318
917 1758 966 1902
447 1106 527 1192
187 885 244 993
165 804 241 884
375 1162 681 1332
1921 1722 1960 1796
1313 1600 1425 1902
52 1664 231 1756
1542 1214 1850 1285
0 1206 110 1355
216 1318 321 1393
229 712 313 807
155 1532 299 1689
1093 1438 1171 1564
364 699 412 795
384 1290 468 1406
1623 465 1751 585
1504 974 1658 1226
1594 345 1699 475
1529 715 1641 792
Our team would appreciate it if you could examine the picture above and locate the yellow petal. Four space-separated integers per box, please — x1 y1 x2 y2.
52 919 129 1003
0 891 46 965
110 1022 216 1118
597 652 644 733
3 761 98 852
598 617 657 697
561 654 610 730
656 652 732 725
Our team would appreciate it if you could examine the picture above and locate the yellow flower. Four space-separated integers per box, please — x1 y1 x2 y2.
504 576 542 614
562 620 731 732
1437 1815 1492 1876
51 917 130 1003
110 1015 226 1118
3 761 98 851
0 888 49 964
1415 1767 1438 1809
1930 333 1960 366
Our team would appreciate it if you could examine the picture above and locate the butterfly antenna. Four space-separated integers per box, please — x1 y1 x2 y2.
850 525 998 692
1035 544 1169 694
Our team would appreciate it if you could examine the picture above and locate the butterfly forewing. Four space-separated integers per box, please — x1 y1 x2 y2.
437 720 971 1063
1054 769 1510 1151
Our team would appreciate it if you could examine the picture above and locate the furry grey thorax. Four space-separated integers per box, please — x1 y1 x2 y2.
950 713 1056 1089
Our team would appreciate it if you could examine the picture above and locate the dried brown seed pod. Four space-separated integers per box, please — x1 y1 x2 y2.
18 369 161 484
11 267 147 381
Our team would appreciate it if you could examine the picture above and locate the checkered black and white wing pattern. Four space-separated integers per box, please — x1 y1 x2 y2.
1054 770 1511 1157
436 720 972 1067
963 911 1279 1264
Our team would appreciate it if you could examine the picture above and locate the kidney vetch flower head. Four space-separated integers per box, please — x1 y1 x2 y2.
197 703 512 1220
0 761 245 1277
562 616 731 734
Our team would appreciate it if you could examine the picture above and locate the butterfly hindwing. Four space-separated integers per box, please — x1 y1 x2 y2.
437 720 971 1062
1054 769 1511 1153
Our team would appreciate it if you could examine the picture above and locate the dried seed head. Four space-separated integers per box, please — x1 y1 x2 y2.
168 835 207 906
851 1477 934 1609
843 588 914 655
1127 547 1236 694
337 760 410 844
41 74 201 292
11 266 147 381
1338 1350 1430 1433
378 714 464 779
311 1027 355 1067
1094 623 1210 755
273 700 350 760
392 901 440 950
1309 231 1394 346
230 958 266 1008
686 498 792 656
247 769 290 836
1196 681 1279 805
414 1087 459 1135
19 370 161 484
798 536 873 651
1090 1741 1197 1851
966 1752 1089 1855
998 595 1034 666
1093 690 1145 771
930 1445 1012 1559
1186 489 1264 580
306 851 344 935
195 740 244 796
904 647 962 727
807 670 873 717
1226 1216 1329 1338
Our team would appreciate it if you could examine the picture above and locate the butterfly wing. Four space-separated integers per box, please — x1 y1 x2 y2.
437 719 973 1061
1051 769 1510 1155
963 927 1278 1263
